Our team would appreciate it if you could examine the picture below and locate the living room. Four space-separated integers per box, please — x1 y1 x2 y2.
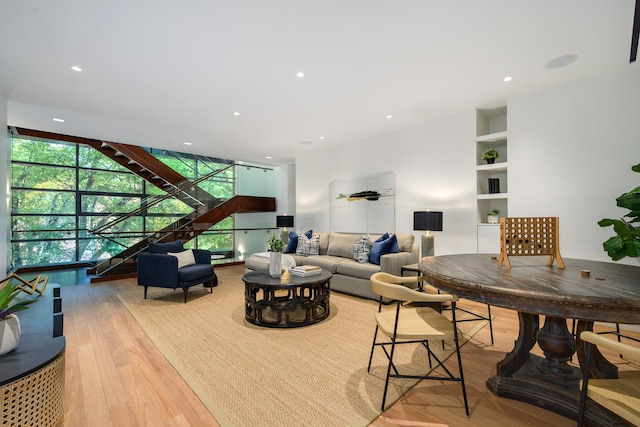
1 2 639 426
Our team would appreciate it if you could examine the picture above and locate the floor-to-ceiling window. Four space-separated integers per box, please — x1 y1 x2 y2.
10 136 236 269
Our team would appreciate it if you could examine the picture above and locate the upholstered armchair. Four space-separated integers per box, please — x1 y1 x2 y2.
137 240 216 303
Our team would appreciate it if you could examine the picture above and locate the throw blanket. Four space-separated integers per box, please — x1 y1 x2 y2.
252 252 297 269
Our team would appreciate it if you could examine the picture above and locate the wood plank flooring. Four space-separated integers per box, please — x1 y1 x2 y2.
58 265 636 426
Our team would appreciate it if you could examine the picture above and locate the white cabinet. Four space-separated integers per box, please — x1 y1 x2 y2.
476 106 507 253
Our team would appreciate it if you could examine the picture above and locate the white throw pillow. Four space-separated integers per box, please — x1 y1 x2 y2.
352 235 372 263
168 249 196 268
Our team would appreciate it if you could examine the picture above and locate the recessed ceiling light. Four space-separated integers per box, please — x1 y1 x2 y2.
385 115 393 119
183 142 192 146
52 117 64 122
503 76 513 82
545 54 578 69
296 72 305 78
233 111 240 116
319 136 325 140
71 66 83 72
265 156 272 159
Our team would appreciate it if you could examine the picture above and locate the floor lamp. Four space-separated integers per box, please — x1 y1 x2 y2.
413 211 443 258
276 215 294 245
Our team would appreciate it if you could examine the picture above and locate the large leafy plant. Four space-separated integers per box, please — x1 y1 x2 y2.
0 282 37 319
598 163 640 261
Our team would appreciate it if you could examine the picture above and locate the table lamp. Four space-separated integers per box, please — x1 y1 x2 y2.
413 211 443 257
276 215 294 245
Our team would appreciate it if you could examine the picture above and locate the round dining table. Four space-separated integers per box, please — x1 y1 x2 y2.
419 254 640 426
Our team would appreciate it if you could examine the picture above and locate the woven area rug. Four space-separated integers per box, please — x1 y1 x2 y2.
118 275 487 427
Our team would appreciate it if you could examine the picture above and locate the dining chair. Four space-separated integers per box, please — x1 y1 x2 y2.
367 272 469 416
577 331 640 426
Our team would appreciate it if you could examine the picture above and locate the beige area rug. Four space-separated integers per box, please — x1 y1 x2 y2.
118 277 487 427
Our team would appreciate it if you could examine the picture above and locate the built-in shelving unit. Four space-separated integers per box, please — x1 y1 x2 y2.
476 106 507 253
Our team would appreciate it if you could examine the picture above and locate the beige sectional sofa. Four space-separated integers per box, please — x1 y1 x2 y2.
244 232 418 301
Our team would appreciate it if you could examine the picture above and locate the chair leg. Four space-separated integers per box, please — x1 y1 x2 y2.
577 342 593 427
381 338 398 412
487 304 494 345
367 325 379 372
451 304 470 417
183 288 189 303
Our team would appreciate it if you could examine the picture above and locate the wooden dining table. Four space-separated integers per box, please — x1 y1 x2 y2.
419 254 640 426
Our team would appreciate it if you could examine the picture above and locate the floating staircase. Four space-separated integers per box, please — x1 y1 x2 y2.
13 128 276 280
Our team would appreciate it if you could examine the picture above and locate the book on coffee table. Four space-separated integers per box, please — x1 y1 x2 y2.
290 265 322 276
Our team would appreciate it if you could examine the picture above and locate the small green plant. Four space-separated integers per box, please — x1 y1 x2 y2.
489 209 500 216
0 282 37 319
598 163 640 261
481 148 500 161
267 233 283 252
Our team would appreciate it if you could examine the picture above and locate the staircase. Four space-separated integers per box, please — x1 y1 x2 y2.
13 128 276 280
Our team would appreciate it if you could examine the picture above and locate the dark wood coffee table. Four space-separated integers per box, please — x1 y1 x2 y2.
242 269 332 328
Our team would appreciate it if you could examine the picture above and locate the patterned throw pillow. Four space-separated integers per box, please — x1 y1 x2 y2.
296 233 320 256
285 229 313 253
352 235 372 263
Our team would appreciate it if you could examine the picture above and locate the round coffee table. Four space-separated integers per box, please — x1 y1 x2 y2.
242 269 332 328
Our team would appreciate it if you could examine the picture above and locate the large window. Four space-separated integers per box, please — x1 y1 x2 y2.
10 137 236 268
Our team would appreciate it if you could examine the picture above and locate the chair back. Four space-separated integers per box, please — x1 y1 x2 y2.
149 241 184 254
370 272 457 304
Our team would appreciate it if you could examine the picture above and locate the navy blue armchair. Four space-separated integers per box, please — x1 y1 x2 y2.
137 241 217 303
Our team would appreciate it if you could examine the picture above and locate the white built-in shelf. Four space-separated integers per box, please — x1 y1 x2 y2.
477 162 508 172
477 193 508 200
476 131 508 143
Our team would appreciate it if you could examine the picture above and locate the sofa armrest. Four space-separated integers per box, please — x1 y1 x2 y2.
137 253 179 287
192 249 212 265
380 251 419 276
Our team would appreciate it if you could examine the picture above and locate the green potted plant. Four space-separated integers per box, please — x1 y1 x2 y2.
481 148 500 164
0 281 37 356
487 208 500 224
267 233 284 277
598 163 640 261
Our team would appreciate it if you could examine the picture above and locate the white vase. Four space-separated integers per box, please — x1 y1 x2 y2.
269 252 282 277
0 314 21 356
487 215 499 224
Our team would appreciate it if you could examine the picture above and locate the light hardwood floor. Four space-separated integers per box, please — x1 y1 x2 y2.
60 265 634 426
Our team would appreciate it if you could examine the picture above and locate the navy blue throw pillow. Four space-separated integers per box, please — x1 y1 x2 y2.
285 229 313 253
369 234 398 265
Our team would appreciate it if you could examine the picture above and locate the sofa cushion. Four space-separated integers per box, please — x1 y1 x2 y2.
327 233 362 258
168 249 196 268
370 234 399 265
296 234 320 256
317 232 330 255
335 259 380 280
352 235 372 263
395 234 415 253
302 255 343 273
285 229 313 253
149 240 184 254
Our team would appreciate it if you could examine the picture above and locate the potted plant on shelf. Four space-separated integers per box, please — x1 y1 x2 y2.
487 208 500 224
598 163 640 261
0 281 37 356
481 148 500 164
267 233 284 277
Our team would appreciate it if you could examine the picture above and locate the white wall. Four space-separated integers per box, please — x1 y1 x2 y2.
0 93 8 275
296 65 640 262
275 163 296 217
509 65 640 263
296 110 478 255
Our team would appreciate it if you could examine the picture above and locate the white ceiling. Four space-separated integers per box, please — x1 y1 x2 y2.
0 1 637 166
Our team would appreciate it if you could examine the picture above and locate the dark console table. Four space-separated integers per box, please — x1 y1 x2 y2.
0 286 65 427
243 269 332 328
